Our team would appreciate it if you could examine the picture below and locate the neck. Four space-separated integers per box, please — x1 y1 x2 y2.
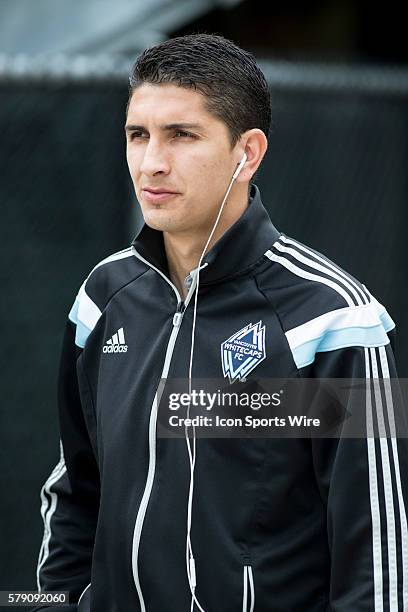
164 184 249 300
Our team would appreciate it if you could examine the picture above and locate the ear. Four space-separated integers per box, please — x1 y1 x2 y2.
234 129 268 184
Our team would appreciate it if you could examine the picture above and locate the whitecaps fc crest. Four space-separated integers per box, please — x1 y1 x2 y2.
221 321 266 383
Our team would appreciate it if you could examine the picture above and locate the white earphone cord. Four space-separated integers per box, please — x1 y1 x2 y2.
184 154 247 612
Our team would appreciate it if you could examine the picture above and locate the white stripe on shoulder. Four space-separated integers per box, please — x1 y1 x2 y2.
76 247 134 298
68 286 102 348
265 248 355 307
68 247 133 348
363 285 396 333
89 247 133 274
287 302 386 348
274 239 365 306
77 289 102 332
285 302 390 369
279 235 369 304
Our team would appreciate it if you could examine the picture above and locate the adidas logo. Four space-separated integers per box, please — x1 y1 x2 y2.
103 327 128 353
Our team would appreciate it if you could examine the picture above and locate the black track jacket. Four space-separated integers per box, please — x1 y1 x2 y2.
33 185 408 611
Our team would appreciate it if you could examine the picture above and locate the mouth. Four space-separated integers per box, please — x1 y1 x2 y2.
141 188 180 204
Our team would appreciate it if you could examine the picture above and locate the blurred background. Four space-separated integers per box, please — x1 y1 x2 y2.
1 0 407 595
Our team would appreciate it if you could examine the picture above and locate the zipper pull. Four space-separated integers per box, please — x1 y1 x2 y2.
173 301 185 327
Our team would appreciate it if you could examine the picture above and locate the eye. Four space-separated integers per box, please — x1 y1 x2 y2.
174 130 195 139
128 130 148 140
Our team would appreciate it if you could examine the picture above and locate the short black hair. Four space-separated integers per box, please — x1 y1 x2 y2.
128 33 271 149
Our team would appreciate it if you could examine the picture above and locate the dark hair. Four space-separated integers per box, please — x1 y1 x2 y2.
128 33 271 149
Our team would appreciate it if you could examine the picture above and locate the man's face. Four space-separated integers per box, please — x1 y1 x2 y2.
126 83 240 236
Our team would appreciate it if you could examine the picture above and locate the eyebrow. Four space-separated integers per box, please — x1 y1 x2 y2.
125 122 204 133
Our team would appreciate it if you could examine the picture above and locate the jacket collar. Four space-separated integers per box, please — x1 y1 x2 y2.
131 184 280 286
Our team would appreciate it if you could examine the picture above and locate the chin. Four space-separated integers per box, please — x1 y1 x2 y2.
143 210 186 233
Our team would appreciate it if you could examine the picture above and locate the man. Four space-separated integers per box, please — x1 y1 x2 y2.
33 34 407 611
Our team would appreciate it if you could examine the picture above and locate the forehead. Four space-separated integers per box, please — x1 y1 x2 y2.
127 83 215 124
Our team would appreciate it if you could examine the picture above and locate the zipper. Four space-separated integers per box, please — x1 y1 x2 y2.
242 565 255 612
130 247 201 612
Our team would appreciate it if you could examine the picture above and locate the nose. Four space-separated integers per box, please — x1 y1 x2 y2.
139 139 170 177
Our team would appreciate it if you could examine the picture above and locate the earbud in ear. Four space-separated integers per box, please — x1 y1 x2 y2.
232 153 248 180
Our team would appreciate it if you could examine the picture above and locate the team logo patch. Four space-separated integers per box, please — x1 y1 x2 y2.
221 321 266 383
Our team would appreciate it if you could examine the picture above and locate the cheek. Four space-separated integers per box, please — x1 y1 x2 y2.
126 148 140 177
197 158 231 195
192 157 224 186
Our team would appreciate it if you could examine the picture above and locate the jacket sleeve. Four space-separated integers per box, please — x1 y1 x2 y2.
31 318 100 612
307 328 408 611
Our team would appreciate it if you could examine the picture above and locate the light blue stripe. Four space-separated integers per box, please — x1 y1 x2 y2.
292 324 390 369
380 309 395 333
75 319 93 349
67 297 93 348
68 297 79 325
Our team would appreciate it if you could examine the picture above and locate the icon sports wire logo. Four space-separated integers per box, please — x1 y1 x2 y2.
103 327 128 353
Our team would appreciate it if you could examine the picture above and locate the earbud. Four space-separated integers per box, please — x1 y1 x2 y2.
232 152 248 180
